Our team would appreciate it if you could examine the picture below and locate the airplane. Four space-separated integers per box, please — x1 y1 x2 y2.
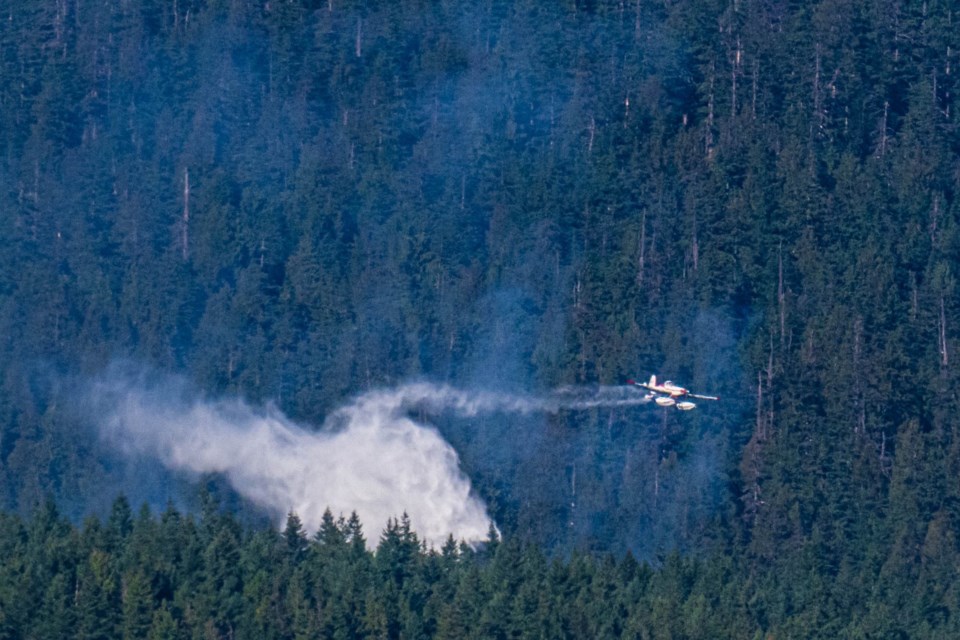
626 375 719 411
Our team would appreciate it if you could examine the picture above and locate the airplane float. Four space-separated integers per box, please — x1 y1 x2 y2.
626 375 719 411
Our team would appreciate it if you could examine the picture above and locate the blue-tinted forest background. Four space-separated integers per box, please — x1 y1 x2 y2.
2 0 960 634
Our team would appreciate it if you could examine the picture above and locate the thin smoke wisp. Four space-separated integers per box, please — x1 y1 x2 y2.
92 373 649 547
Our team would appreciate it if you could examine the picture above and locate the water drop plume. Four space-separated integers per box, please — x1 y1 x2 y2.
91 372 495 548
90 368 649 547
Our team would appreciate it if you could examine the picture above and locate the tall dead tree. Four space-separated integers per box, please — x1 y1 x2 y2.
180 167 189 260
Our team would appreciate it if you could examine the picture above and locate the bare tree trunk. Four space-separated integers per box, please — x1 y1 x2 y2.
181 167 190 261
634 0 641 41
756 370 764 441
876 101 889 157
706 59 715 159
569 463 576 525
946 45 952 119
930 194 941 247
731 36 741 121
636 209 646 287
854 317 865 434
940 294 949 368
691 211 699 271
587 115 596 154
813 42 823 136
778 242 786 350
355 18 362 57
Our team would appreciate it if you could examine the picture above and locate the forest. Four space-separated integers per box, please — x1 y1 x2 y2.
0 497 815 640
1 0 960 636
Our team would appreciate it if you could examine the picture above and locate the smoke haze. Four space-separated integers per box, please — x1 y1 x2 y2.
91 370 649 547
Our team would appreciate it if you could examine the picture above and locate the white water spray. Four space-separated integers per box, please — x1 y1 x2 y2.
92 374 648 547
335 381 652 419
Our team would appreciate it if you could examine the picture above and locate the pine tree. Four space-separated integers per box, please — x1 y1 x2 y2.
121 570 155 640
283 511 308 564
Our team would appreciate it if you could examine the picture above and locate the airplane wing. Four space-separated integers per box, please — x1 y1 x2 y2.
689 393 719 401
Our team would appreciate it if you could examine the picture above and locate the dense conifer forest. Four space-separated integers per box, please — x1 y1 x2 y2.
2 0 960 635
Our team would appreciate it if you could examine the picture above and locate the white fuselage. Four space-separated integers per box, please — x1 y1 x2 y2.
631 375 716 411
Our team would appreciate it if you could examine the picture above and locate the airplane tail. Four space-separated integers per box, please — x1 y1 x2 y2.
649 375 657 386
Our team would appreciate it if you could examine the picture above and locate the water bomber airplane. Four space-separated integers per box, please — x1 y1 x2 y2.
626 375 719 411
